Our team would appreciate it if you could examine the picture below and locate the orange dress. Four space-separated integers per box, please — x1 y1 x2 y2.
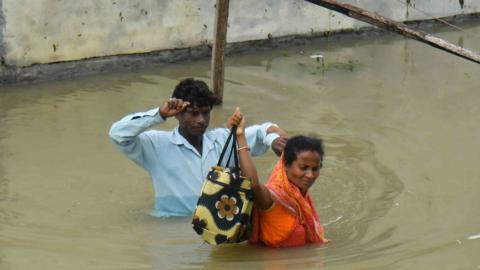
255 199 305 247
249 157 328 248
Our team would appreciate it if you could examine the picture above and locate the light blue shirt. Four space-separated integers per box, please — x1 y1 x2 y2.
109 108 279 217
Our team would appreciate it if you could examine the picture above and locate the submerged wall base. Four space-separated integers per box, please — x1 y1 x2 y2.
1 14 478 85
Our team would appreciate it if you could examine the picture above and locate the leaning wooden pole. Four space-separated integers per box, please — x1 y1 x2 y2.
211 0 230 104
304 0 480 64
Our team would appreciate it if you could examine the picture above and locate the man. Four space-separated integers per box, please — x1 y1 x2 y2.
109 78 287 217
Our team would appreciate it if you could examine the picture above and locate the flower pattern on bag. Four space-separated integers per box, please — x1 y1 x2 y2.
215 195 239 221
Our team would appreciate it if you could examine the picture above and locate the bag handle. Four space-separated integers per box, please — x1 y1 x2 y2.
217 126 239 169
226 127 239 169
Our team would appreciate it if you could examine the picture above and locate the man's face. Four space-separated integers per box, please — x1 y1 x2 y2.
176 106 211 138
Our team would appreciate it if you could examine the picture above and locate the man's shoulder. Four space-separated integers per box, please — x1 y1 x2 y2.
204 127 230 144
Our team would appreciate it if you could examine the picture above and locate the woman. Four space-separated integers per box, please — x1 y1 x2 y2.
229 107 329 248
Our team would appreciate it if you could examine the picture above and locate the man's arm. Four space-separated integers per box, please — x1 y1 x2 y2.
108 107 165 167
224 108 288 157
237 123 288 157
109 108 163 144
108 98 190 167
266 125 289 157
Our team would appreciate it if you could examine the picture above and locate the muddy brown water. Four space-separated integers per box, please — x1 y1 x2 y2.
1 20 479 270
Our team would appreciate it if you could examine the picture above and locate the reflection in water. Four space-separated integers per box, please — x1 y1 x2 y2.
458 35 464 47
0 160 11 270
319 136 404 246
204 244 326 270
0 102 13 270
0 18 479 270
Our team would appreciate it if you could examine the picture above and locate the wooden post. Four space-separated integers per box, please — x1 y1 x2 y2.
211 0 230 104
304 0 480 64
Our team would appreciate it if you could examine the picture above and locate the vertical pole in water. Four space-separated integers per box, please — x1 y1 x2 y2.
211 0 230 104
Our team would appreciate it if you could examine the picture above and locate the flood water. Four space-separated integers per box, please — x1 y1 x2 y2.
1 19 480 270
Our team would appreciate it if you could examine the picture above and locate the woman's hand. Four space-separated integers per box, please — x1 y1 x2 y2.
227 107 245 135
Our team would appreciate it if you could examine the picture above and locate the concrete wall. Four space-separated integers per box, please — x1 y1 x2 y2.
0 0 478 80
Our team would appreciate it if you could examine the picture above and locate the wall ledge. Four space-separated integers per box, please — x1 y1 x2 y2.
1 13 478 86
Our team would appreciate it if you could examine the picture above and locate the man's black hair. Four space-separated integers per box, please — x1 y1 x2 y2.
283 135 324 167
172 78 219 108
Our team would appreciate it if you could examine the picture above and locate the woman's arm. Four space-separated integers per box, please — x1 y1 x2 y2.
227 107 273 211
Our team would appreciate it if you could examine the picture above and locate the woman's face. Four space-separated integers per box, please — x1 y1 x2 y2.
285 150 322 195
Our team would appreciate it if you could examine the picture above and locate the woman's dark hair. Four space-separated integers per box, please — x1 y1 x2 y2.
283 135 324 166
172 78 219 108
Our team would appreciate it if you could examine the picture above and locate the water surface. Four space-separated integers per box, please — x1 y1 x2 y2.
1 19 479 270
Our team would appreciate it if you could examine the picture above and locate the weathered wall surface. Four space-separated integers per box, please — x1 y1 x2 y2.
0 0 478 78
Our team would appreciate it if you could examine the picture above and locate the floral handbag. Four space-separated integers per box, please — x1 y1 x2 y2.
192 127 254 245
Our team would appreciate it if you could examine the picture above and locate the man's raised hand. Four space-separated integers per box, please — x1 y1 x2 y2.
159 98 190 118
